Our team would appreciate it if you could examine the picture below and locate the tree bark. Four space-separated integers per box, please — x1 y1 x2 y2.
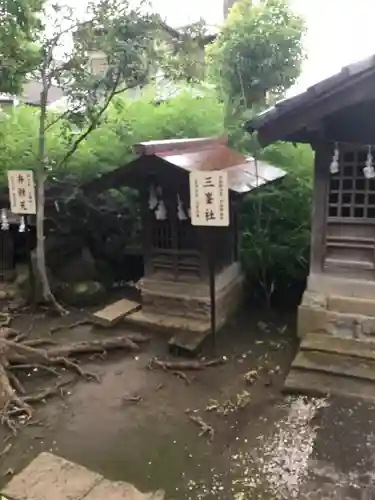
36 67 67 315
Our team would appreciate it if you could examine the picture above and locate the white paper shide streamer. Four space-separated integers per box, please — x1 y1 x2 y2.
363 145 375 179
1 208 9 231
329 142 340 174
18 216 26 233
177 194 188 221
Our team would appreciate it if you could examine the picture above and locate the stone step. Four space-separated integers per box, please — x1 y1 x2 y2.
292 350 375 382
283 333 375 401
301 333 375 361
123 310 211 353
328 295 375 317
124 309 211 336
283 369 375 402
298 305 375 338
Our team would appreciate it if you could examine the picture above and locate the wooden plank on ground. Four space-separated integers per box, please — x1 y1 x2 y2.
292 351 375 382
91 299 140 327
301 333 375 362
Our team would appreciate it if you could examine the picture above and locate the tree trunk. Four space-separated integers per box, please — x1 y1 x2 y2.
36 71 67 315
223 0 237 19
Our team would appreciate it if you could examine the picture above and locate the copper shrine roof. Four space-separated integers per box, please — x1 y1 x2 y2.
82 136 286 195
134 136 285 194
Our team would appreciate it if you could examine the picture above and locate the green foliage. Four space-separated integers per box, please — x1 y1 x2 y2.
0 0 43 94
206 0 306 107
203 0 310 304
65 0 158 98
240 141 314 305
35 0 160 165
156 20 211 84
61 87 224 178
0 87 224 286
0 88 224 184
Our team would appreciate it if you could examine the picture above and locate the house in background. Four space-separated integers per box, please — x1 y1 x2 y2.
2 1 232 112
0 80 64 110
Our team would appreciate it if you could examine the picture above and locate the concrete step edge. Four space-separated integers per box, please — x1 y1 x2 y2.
301 333 375 361
283 368 375 403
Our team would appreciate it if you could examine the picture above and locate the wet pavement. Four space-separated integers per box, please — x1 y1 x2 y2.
184 395 375 499
303 396 375 500
0 310 374 499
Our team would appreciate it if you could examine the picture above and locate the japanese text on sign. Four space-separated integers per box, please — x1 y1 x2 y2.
189 170 229 227
7 170 36 215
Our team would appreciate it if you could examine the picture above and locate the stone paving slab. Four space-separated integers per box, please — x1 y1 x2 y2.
1 453 164 500
2 452 101 500
82 479 164 500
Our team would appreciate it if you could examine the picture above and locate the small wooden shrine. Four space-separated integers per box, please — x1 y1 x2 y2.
0 208 31 281
84 136 285 344
247 55 375 398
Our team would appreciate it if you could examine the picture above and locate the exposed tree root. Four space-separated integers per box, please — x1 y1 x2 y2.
44 336 141 357
12 333 27 344
10 363 61 377
49 319 90 334
189 414 214 442
126 333 151 344
0 314 11 327
148 357 226 371
46 291 70 317
0 442 12 459
0 332 148 431
8 371 25 395
172 370 191 385
22 338 58 347
122 393 143 404
0 328 19 340
23 377 74 403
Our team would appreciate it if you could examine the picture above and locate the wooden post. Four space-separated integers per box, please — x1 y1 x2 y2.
207 228 216 352
310 144 331 274
26 216 36 309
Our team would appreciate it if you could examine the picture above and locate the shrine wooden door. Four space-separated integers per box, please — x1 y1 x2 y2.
324 148 375 280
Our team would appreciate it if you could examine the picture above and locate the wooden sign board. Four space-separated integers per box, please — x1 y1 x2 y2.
7 170 36 215
189 170 229 227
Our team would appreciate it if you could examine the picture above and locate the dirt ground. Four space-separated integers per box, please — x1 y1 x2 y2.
0 306 300 499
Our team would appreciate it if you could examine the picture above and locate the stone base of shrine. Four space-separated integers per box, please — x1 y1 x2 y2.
124 262 245 337
286 273 375 402
297 272 375 340
143 262 244 327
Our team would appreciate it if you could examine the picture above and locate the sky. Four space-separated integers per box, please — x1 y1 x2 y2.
152 0 375 95
62 0 375 96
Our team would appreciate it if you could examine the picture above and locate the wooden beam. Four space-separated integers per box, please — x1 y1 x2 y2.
258 70 375 146
309 143 331 274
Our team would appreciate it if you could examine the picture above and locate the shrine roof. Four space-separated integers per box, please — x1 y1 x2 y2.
83 136 286 195
245 54 375 146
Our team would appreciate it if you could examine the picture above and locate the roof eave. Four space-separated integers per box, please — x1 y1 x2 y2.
245 55 375 146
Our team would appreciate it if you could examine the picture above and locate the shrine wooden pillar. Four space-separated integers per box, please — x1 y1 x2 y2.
0 229 15 280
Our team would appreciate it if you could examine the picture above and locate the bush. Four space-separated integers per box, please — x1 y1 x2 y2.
0 87 225 186
0 88 225 283
239 141 314 307
0 88 314 304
